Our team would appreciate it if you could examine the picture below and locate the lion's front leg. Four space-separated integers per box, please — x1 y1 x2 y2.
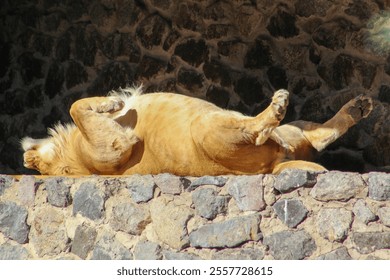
70 96 138 174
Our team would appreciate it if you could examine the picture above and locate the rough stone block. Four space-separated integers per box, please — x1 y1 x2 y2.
163 251 201 260
30 207 69 257
110 202 151 235
192 188 229 219
378 207 390 227
91 234 132 260
46 178 71 207
0 175 14 196
0 201 29 244
18 175 36 206
187 176 228 192
366 173 390 201
153 173 182 194
124 175 156 203
226 175 265 211
273 199 308 228
263 230 316 260
71 223 97 259
189 214 261 248
133 241 162 260
211 248 264 260
352 232 390 254
73 182 105 220
310 171 366 201
352 199 376 224
0 243 29 260
316 247 352 260
150 196 193 250
274 169 317 193
316 208 353 242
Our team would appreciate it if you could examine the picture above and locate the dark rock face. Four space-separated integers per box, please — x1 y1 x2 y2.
174 39 209 67
1 0 390 174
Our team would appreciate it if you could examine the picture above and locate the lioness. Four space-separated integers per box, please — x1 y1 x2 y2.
22 87 372 176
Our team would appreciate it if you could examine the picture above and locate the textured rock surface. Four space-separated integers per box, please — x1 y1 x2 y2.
310 172 366 201
150 196 193 250
366 173 390 201
274 169 317 193
263 230 316 260
0 201 29 244
352 232 390 254
192 188 229 220
30 207 69 257
226 175 265 211
0 243 29 260
316 247 352 260
73 182 105 220
316 208 353 242
353 199 377 224
46 178 71 207
273 199 308 228
0 172 389 260
189 214 261 248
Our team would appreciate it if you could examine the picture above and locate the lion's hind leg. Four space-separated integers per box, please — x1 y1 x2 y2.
272 160 327 174
70 96 139 173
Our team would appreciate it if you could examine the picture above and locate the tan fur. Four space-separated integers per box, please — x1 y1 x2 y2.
22 87 373 176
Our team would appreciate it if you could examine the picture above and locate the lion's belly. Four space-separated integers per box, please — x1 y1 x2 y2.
118 93 284 175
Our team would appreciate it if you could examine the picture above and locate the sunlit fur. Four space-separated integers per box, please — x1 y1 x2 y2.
22 86 373 176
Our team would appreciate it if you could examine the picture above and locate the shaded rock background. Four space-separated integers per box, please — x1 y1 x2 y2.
0 0 389 174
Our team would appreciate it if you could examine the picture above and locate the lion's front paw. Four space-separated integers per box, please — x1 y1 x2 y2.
271 89 289 121
96 97 125 114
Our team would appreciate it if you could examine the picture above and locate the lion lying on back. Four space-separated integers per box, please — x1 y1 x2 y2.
22 86 372 176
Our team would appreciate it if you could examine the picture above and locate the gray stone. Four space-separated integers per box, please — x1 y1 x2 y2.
192 188 229 219
189 214 261 248
110 202 151 235
150 196 194 250
133 241 162 260
30 207 69 257
163 251 202 260
310 171 366 201
187 176 228 191
71 224 98 259
0 175 14 196
46 178 71 207
18 175 36 206
367 172 390 201
153 173 182 194
73 182 105 220
263 230 316 260
352 232 390 254
92 234 132 260
316 247 352 260
316 208 353 242
226 175 265 211
0 243 29 260
124 175 156 203
378 207 390 227
274 169 317 193
273 199 308 228
352 199 376 224
0 201 29 244
212 248 264 260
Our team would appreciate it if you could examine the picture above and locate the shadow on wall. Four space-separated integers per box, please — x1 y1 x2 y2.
0 0 389 174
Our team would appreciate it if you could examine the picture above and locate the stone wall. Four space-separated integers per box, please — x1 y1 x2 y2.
1 171 390 260
1 0 390 174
